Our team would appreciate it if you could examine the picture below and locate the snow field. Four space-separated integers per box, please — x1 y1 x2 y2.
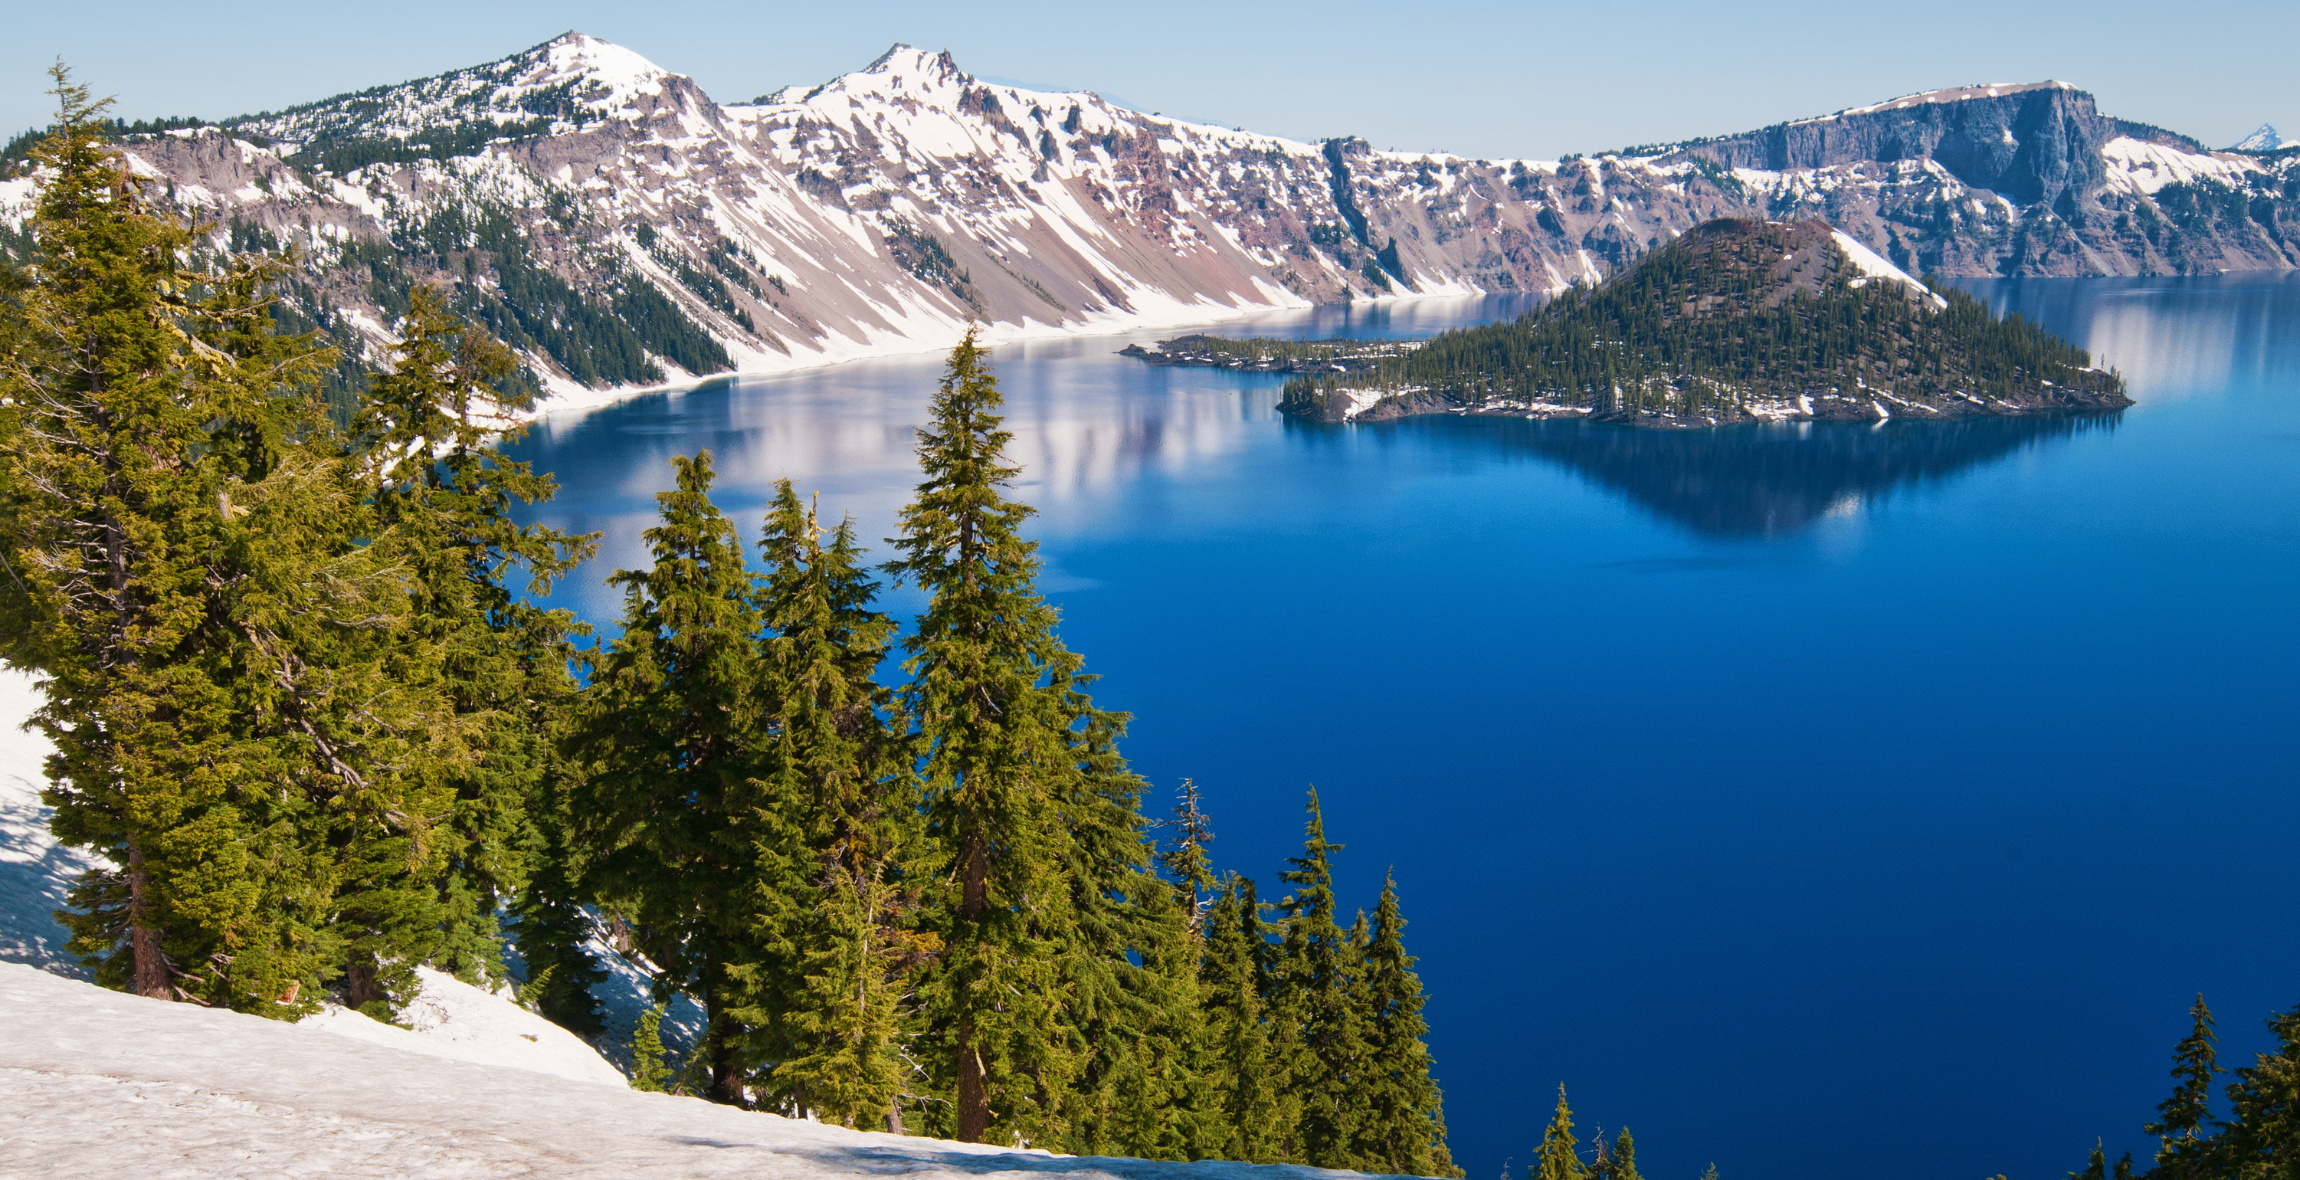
1 962 1399 1179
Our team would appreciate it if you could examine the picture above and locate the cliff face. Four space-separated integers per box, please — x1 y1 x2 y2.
3 36 2290 401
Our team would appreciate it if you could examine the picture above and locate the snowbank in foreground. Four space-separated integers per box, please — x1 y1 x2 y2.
303 964 627 1086
1 670 627 1090
0 963 1389 1179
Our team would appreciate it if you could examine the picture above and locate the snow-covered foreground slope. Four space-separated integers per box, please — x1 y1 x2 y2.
0 963 1385 1179
0 669 645 1089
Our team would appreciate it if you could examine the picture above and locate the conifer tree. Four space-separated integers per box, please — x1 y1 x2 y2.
570 451 764 1103
887 327 1122 1144
739 481 921 1129
2069 1142 2107 1180
2143 995 2222 1180
1275 789 1369 1168
1606 1128 1643 1180
1356 869 1460 1177
1202 875 1291 1162
2218 1002 2300 1180
633 1003 671 1092
1533 1085 1588 1180
6 66 455 1014
350 286 595 990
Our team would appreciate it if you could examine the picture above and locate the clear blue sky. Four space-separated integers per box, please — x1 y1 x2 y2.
6 0 2295 159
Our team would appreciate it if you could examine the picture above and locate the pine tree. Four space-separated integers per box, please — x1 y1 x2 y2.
1202 875 1291 1162
887 328 1123 1145
7 66 453 1015
739 481 921 1129
1355 869 1460 1177
2219 1003 2300 1180
1275 788 1369 1167
569 450 764 1103
1607 1128 1643 1180
1533 1085 1588 1180
2143 995 2222 1180
633 1003 671 1092
2069 1142 2107 1180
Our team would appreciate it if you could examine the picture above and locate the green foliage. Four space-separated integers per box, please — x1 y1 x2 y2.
633 1003 671 1092
1275 789 1369 1166
1533 1085 1588 1180
1357 871 1461 1178
737 481 921 1129
886 326 1121 1144
568 450 767 1104
1282 218 2126 421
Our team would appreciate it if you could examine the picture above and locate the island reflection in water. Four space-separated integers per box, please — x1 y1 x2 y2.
1355 411 2123 538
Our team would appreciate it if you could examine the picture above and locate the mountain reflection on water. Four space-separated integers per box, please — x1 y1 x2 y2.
1381 412 2123 537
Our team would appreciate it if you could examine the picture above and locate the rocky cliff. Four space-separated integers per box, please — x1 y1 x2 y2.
2 35 2291 404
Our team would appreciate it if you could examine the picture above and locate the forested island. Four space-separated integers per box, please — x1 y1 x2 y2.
1118 335 1421 374
1245 219 2134 428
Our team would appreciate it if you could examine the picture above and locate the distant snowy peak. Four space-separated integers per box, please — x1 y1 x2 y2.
2231 124 2284 152
237 31 679 151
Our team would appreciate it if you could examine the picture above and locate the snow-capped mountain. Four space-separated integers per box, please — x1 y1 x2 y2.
4 36 2293 407
2231 123 2284 152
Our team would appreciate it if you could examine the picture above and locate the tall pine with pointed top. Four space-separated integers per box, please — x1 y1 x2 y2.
569 450 764 1104
739 481 922 1129
2142 995 2222 1180
1603 1129 1642 1180
1533 1085 1588 1180
1274 788 1370 1168
887 326 1107 1144
1355 869 1461 1177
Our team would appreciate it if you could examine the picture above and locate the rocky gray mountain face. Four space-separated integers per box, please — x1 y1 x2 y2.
3 35 2293 403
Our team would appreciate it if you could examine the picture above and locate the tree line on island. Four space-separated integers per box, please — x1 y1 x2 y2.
0 72 1457 1174
1277 219 2129 424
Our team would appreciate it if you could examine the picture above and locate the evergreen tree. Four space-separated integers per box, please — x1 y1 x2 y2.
1275 788 1369 1167
1356 869 1461 1177
1533 1085 1588 1180
569 451 763 1103
738 481 921 1129
2069 1142 2107 1180
633 1003 671 1092
1606 1128 1643 1180
2219 1002 2300 1180
2143 995 2223 1180
886 327 1126 1145
6 66 456 1015
1202 875 1291 1162
349 285 595 992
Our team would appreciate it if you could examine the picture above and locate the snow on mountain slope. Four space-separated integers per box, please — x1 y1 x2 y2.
0 669 103 978
2232 124 2283 152
12 35 2296 415
1830 229 1948 308
0 962 1398 1178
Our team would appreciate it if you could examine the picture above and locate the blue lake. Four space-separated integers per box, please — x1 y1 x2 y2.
504 274 2300 1180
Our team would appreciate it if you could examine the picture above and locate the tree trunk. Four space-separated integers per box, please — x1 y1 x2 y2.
343 953 384 1010
957 1009 988 1142
127 840 169 999
887 1099 906 1136
956 825 990 1140
703 958 744 1106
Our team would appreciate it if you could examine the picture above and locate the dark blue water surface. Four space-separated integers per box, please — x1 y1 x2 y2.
503 275 2300 1180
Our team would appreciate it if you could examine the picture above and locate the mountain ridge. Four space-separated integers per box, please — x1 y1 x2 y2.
2 33 2291 410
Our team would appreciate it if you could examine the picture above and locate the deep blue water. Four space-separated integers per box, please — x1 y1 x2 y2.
503 274 2300 1180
